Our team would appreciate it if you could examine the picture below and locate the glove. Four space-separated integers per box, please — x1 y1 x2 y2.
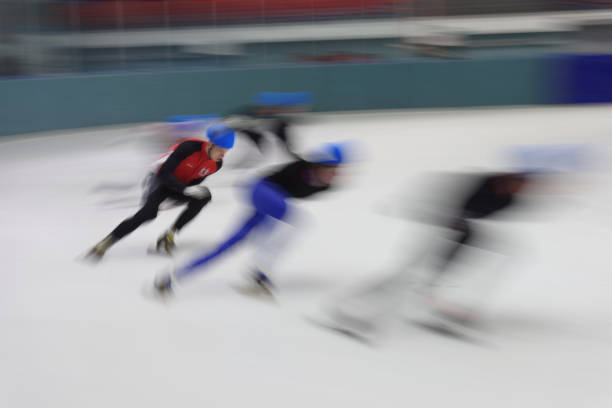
183 185 212 200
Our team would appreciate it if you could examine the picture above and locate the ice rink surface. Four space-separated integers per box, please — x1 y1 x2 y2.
1 106 612 407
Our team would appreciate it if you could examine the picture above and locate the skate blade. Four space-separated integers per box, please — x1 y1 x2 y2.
147 246 174 257
140 281 174 304
412 320 473 340
77 249 104 264
232 283 277 303
304 315 375 346
408 312 487 346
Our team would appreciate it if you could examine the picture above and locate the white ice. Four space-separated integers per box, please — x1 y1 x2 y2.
1 106 612 408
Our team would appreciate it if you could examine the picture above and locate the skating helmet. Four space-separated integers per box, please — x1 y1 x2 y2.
207 123 235 149
305 142 345 166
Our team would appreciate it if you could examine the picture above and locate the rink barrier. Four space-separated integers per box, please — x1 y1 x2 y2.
555 54 612 104
0 55 573 136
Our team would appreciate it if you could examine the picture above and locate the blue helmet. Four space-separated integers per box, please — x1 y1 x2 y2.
207 123 235 149
305 143 345 165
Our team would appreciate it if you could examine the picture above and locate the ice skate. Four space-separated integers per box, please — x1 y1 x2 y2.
306 303 380 345
84 235 115 262
234 270 276 301
153 269 177 296
153 229 176 256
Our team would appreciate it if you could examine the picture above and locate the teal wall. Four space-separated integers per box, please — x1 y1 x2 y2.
0 57 552 136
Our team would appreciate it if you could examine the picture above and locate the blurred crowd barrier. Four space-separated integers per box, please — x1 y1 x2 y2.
3 1 612 137
2 1 612 76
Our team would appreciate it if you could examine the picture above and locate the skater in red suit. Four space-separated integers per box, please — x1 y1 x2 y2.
87 123 235 260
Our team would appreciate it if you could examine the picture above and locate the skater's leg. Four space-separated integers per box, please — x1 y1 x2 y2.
110 187 168 240
249 215 296 285
154 194 212 254
175 211 267 279
172 195 211 232
89 186 169 258
429 219 473 279
172 180 288 281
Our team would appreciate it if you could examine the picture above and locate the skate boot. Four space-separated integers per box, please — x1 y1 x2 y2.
248 270 275 298
155 229 176 255
234 270 276 300
153 269 176 296
85 235 115 262
253 270 274 291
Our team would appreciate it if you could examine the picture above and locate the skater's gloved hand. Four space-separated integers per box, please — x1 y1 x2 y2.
183 185 212 200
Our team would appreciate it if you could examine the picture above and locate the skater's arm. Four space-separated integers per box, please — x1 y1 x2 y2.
158 140 202 193
270 119 296 157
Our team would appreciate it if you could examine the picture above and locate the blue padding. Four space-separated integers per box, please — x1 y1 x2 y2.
563 54 612 103
254 92 313 106
165 114 219 123
250 180 288 220
174 179 289 280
